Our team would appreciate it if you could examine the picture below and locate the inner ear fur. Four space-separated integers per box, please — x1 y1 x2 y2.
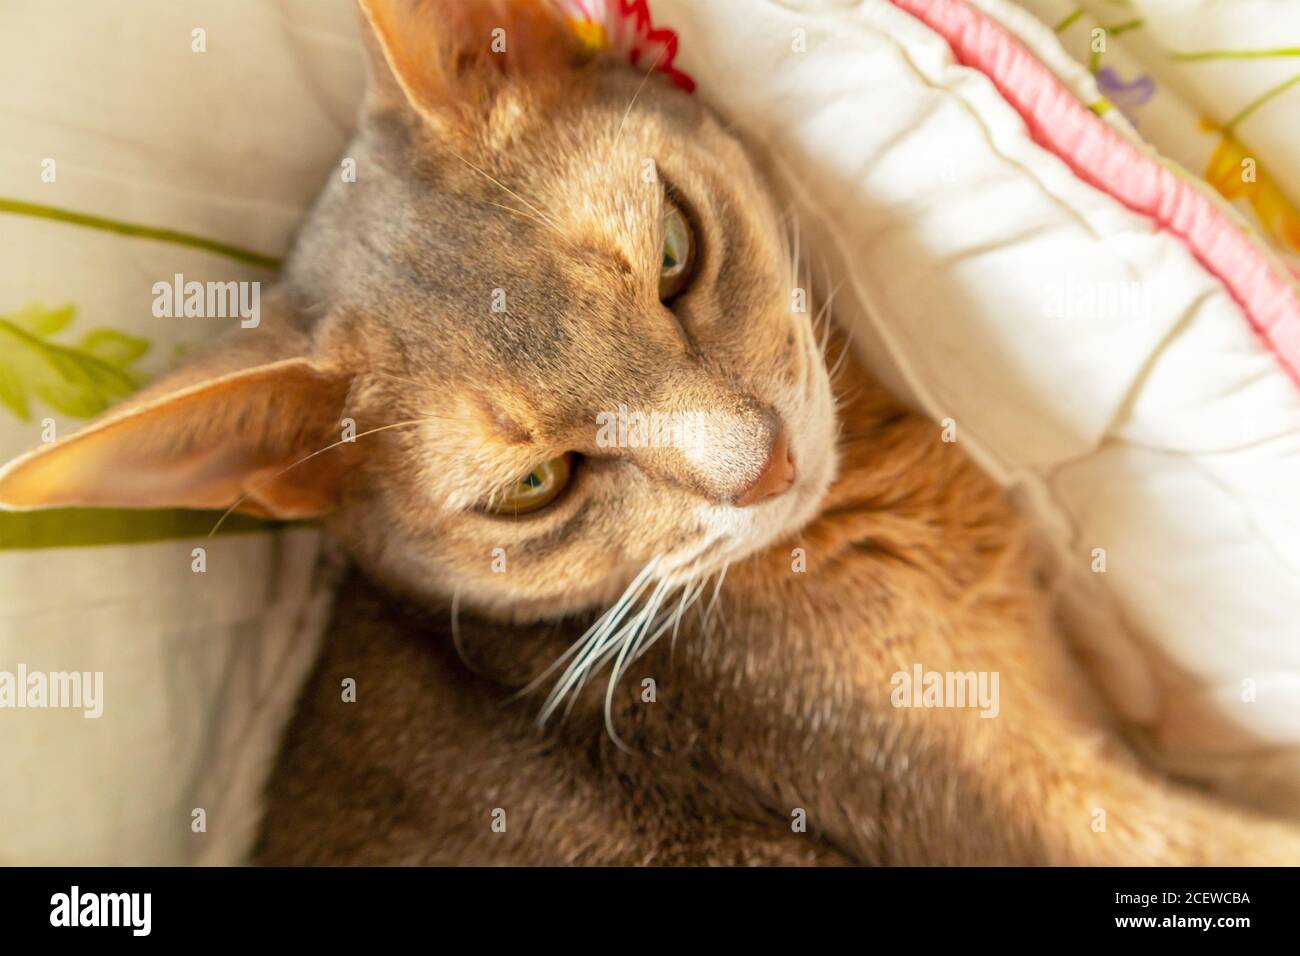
357 0 589 116
0 325 354 519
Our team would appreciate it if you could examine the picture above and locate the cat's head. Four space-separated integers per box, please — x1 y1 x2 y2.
0 0 838 621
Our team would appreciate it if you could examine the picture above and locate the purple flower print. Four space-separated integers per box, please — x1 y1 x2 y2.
1096 67 1157 127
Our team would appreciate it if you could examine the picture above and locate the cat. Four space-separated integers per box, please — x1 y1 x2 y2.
1 0 1298 865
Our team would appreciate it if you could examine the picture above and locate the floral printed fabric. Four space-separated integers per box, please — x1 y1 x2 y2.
895 0 1300 383
1013 0 1300 274
551 0 696 91
0 0 354 865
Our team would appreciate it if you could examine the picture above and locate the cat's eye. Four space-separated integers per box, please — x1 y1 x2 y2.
659 201 696 300
488 454 572 515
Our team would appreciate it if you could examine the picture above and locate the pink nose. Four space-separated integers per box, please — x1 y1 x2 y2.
735 429 795 507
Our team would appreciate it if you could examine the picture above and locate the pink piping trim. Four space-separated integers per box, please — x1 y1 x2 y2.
890 0 1300 383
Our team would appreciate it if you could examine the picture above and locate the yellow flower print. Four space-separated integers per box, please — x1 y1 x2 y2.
565 17 608 50
1202 121 1300 254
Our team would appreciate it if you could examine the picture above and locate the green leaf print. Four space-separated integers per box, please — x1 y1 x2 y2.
77 328 150 366
0 302 150 422
9 301 75 337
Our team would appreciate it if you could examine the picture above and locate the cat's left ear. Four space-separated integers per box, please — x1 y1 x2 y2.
357 0 589 116
0 323 353 519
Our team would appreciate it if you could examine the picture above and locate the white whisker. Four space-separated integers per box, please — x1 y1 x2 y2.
207 418 433 537
828 322 855 382
535 558 661 725
669 575 708 657
793 217 802 293
446 147 563 238
526 542 722 747
603 576 674 750
609 48 668 165
701 563 730 630
561 571 672 722
513 573 641 702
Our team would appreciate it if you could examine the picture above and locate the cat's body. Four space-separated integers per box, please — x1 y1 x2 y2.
257 567 850 865
258 365 1300 865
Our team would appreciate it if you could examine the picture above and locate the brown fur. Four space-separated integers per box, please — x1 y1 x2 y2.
2 0 1298 865
256 356 1300 865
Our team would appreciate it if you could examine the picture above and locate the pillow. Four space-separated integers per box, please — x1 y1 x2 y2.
633 0 1300 814
1011 0 1300 277
0 0 364 864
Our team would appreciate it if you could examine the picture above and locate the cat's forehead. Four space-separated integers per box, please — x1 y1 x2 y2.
312 69 773 417
477 78 704 243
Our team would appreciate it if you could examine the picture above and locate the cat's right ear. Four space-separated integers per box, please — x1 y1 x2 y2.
357 0 588 117
0 321 354 520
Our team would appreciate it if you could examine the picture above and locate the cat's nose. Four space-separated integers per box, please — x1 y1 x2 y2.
735 429 795 506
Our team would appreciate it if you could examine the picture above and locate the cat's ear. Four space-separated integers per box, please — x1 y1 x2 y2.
357 0 587 114
0 324 353 519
